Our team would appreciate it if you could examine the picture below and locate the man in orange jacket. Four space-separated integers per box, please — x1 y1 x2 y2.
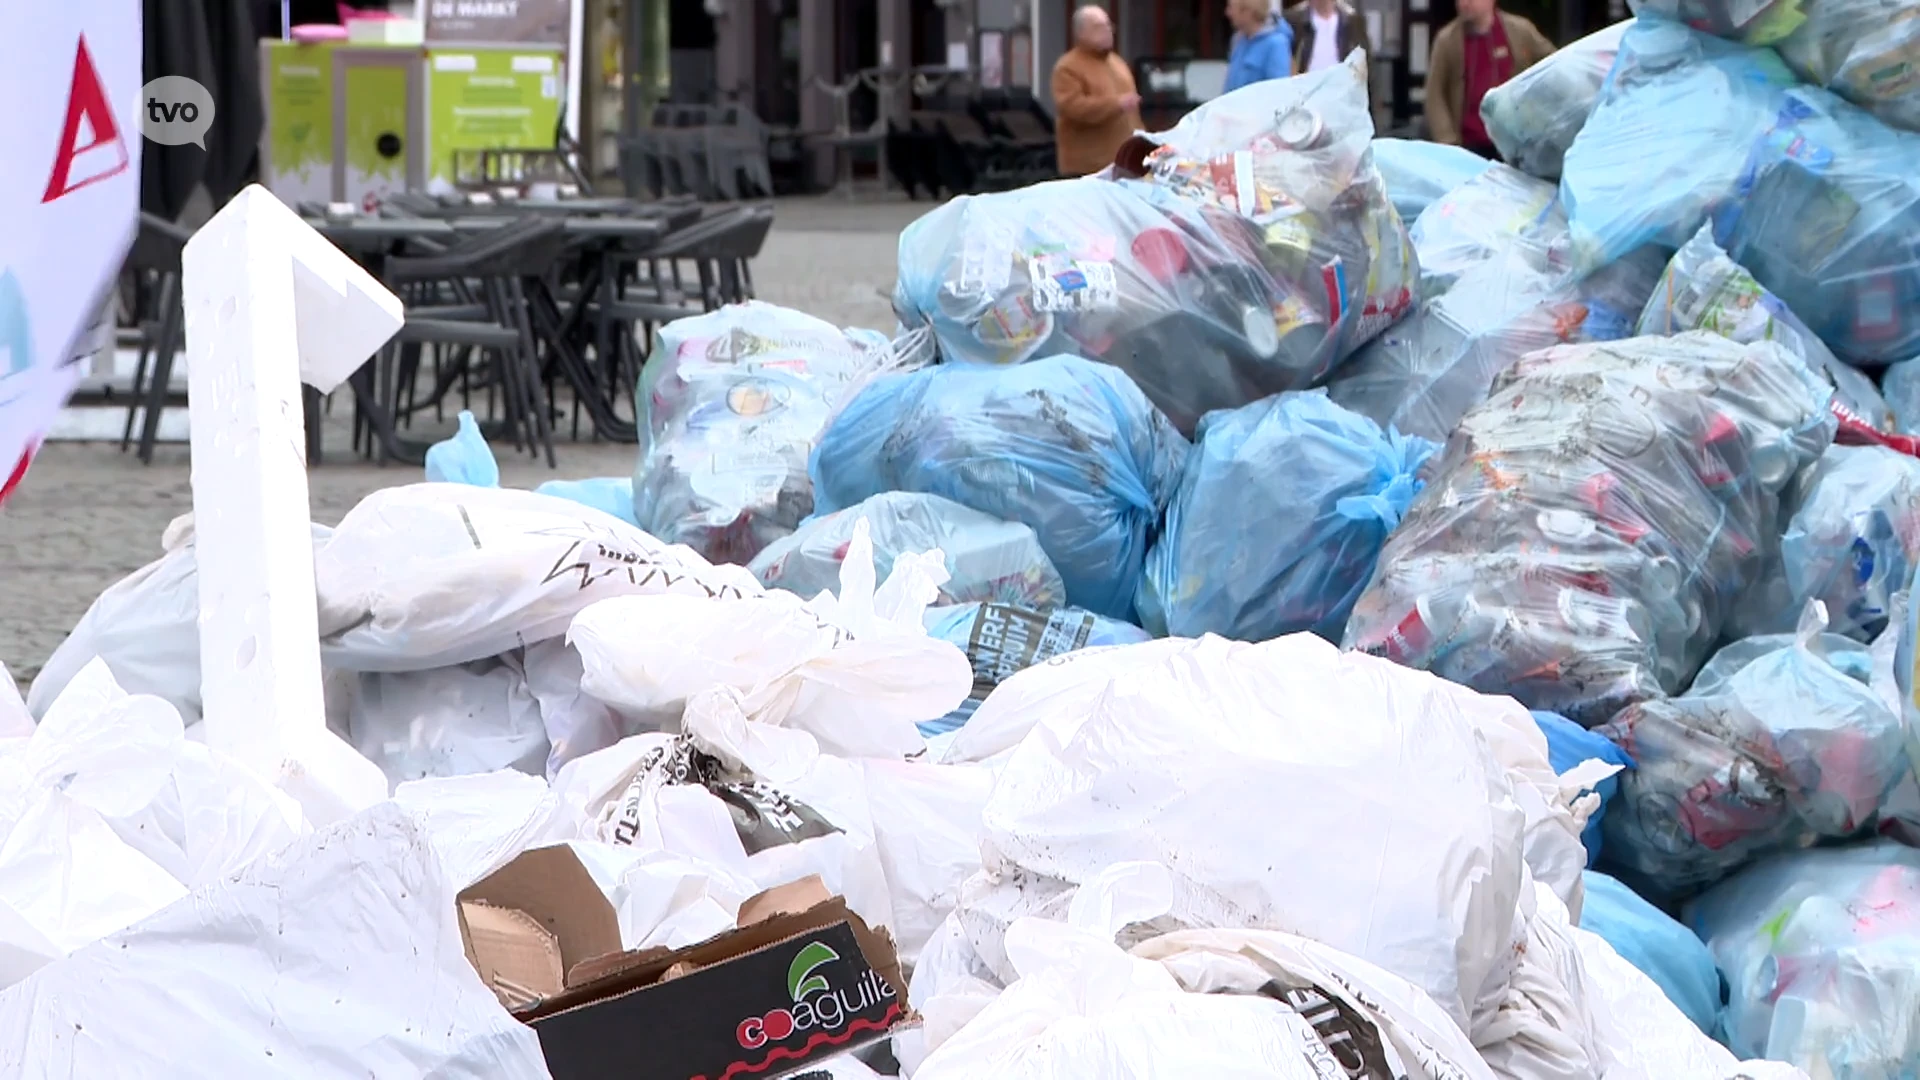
1050 5 1143 177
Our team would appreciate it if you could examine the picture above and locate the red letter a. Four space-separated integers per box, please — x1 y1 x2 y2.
42 36 130 204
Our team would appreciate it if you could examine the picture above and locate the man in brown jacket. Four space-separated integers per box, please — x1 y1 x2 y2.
1423 0 1554 158
1050 5 1143 177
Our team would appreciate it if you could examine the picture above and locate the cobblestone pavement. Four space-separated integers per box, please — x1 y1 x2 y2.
0 195 930 686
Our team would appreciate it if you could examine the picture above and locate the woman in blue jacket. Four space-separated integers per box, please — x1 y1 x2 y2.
1225 0 1296 91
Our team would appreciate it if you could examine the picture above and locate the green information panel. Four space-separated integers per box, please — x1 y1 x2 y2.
262 41 337 205
343 61 414 196
426 47 563 186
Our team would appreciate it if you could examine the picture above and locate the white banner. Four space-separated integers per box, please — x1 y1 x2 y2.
0 1 143 503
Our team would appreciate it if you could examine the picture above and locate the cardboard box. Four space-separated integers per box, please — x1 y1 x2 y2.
459 850 907 1080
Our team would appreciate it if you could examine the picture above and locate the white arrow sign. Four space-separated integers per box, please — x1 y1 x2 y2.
182 184 403 824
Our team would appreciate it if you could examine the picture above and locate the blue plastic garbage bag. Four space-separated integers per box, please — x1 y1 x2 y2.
1598 603 1910 897
748 491 1067 609
1562 17 1797 274
918 602 1152 736
1532 710 1633 864
1886 359 1920 435
1713 87 1920 367
1482 20 1633 182
1370 137 1494 222
534 477 639 526
1580 870 1723 1034
632 301 911 565
1330 239 1663 442
423 411 500 487
808 356 1189 621
1686 840 1920 1076
1639 224 1894 429
1346 333 1835 726
1136 391 1436 642
892 53 1416 437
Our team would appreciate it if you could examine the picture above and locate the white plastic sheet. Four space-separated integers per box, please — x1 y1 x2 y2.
0 803 552 1079
344 655 550 789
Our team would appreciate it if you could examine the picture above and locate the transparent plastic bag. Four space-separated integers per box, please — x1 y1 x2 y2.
1346 333 1836 725
1713 87 1920 367
1137 390 1437 642
342 655 551 790
1886 358 1920 435
1639 223 1894 427
1482 20 1633 181
1369 136 1494 222
808 356 1189 621
1330 240 1664 442
1409 164 1568 295
748 491 1066 609
920 602 1152 738
1771 445 1920 642
632 301 914 565
893 53 1415 436
1777 0 1920 132
1625 0 1807 45
1685 840 1920 1076
1598 604 1911 896
1562 17 1798 273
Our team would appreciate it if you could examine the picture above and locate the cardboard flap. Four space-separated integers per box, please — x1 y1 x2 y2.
458 845 622 982
736 875 831 928
533 898 906 1022
461 901 565 1009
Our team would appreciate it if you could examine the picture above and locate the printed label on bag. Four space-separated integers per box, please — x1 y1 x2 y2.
1259 979 1405 1080
611 735 841 854
964 604 1096 702
1029 257 1117 313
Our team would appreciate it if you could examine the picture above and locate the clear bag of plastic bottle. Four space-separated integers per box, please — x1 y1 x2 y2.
1598 603 1910 897
632 301 922 565
1345 332 1835 725
1369 137 1494 222
892 52 1415 436
1685 840 1920 1077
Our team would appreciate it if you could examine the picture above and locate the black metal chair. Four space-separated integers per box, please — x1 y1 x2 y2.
123 214 195 464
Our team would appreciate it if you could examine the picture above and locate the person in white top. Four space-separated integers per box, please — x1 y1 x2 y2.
1285 0 1374 74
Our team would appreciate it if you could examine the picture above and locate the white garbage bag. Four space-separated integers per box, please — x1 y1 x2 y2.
861 758 995 968
0 660 189 987
569 518 971 760
390 769 557 890
972 634 1529 1032
343 653 550 789
0 660 309 989
314 483 762 672
523 637 648 776
28 515 334 724
918 862 1489 1080
0 803 552 1079
0 665 29 739
938 638 1198 766
545 689 896 944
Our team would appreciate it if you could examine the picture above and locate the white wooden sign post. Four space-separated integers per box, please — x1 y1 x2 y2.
181 185 403 824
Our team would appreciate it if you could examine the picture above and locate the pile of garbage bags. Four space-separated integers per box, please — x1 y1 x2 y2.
26 24 1920 1080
